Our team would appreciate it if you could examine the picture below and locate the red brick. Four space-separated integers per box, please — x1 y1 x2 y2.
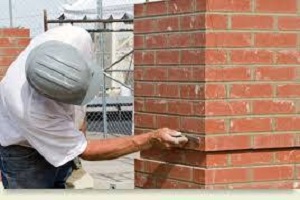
196 0 207 11
255 33 297 47
231 152 273 166
297 134 300 147
192 67 206 81
145 1 167 16
185 151 206 167
206 14 228 29
141 148 188 165
156 83 180 98
206 66 251 81
254 133 295 148
192 32 206 47
277 84 300 97
145 34 168 49
134 35 145 49
134 99 144 112
156 50 180 65
167 100 193 115
168 0 195 14
144 99 167 113
134 51 155 65
169 33 193 48
205 84 226 99
230 84 273 98
276 50 300 64
205 168 249 184
168 67 194 82
206 101 249 116
181 50 205 65
230 118 272 133
193 168 205 184
206 32 251 47
0 28 29 37
181 50 226 64
134 68 143 80
274 150 300 164
275 117 300 131
254 66 297 81
180 84 204 99
278 17 300 30
134 4 145 17
143 67 168 81
193 101 205 116
206 153 228 167
252 165 294 181
0 48 23 56
230 50 273 64
205 119 226 134
0 38 13 47
0 66 9 77
135 172 156 188
156 16 180 32
207 0 251 11
156 115 180 130
256 0 297 13
16 38 30 47
205 135 251 151
134 128 148 135
148 161 193 182
0 57 15 66
231 15 274 30
181 14 205 30
252 100 295 115
134 19 156 33
205 50 227 64
229 181 294 189
134 159 146 172
134 113 156 129
156 178 199 189
134 82 155 97
297 165 300 179
181 117 204 134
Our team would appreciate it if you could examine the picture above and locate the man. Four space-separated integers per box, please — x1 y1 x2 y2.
0 25 188 189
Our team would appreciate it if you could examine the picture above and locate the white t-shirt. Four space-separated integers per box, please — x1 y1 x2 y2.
0 25 94 167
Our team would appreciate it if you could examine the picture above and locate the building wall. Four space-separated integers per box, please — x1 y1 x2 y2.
134 0 300 189
0 28 30 80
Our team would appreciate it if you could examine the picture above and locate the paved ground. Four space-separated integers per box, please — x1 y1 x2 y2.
82 133 136 190
81 153 136 189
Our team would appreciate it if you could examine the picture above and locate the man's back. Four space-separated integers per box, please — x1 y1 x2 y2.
0 25 92 167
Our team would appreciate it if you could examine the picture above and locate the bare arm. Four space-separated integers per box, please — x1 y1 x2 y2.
80 128 187 161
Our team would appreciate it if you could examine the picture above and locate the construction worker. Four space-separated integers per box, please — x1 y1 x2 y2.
0 25 188 189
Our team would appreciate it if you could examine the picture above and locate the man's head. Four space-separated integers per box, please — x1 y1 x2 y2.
25 40 103 105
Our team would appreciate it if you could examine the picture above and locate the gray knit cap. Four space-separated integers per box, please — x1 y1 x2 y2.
25 40 103 105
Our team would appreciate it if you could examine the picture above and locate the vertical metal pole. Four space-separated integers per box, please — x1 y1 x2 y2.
97 0 108 138
43 10 48 32
9 0 13 27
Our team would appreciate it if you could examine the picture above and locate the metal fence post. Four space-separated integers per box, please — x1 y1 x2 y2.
97 0 108 138
9 0 13 27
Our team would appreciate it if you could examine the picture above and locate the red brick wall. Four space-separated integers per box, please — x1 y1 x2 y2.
0 28 30 80
134 0 300 189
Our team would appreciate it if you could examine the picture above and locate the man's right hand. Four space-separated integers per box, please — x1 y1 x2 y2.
149 128 188 149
